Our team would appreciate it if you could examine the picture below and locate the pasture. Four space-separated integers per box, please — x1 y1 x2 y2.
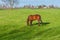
0 8 60 40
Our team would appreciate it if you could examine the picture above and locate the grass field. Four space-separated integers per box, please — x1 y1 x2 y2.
0 8 60 40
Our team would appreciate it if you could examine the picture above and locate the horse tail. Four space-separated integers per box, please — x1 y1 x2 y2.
40 19 43 23
39 16 43 24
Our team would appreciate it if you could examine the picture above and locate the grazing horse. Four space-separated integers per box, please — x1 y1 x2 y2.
27 14 42 26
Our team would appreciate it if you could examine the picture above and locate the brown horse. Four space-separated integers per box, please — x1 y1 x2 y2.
27 14 42 26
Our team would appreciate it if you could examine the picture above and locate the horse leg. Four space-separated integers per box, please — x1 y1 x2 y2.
30 20 32 26
38 20 40 26
27 19 29 26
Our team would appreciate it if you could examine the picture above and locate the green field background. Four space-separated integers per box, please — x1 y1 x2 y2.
0 9 60 40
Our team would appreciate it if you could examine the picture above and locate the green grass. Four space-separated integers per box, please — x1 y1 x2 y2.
0 8 60 40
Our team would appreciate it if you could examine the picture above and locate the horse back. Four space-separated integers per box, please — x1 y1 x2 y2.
28 14 41 20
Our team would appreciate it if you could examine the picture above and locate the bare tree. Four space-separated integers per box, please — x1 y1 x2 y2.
1 0 19 8
49 5 55 8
